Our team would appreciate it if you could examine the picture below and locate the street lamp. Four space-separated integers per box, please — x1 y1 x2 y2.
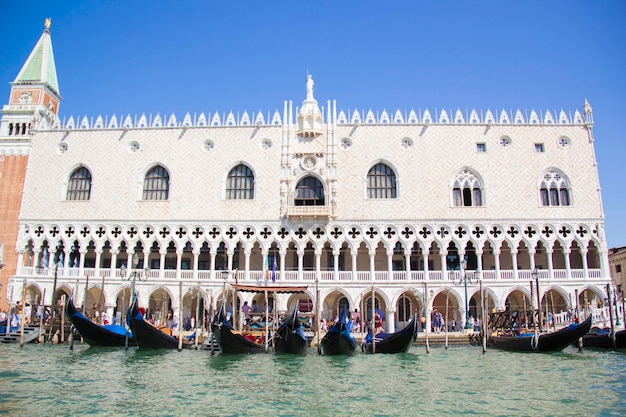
120 254 149 305
121 253 149 350
456 259 477 331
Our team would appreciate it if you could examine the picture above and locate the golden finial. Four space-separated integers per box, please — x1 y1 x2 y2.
45 18 51 30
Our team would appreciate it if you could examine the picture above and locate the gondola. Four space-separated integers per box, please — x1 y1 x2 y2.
65 296 136 347
488 313 592 353
577 326 626 350
318 314 357 355
362 314 418 354
211 300 266 354
128 298 189 349
274 307 309 355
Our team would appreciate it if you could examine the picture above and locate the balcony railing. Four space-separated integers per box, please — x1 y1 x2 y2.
285 204 332 218
17 266 605 283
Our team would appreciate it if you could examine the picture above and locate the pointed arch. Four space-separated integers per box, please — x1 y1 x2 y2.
143 164 170 200
226 163 255 200
452 169 483 207
367 162 397 199
539 169 571 206
294 176 325 206
66 166 92 201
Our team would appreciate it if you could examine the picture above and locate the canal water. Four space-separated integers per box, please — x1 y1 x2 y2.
0 343 625 416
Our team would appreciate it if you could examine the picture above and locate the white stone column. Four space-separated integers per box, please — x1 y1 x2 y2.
333 249 340 281
159 250 167 279
16 251 24 274
79 249 87 277
529 250 536 271
440 252 447 280
404 251 411 281
351 249 357 281
423 249 430 281
315 249 322 281
476 250 484 274
297 249 304 280
546 249 554 278
564 249 572 279
176 249 183 280
386 248 393 282
494 249 501 280
210 251 216 280
109 250 118 277
582 249 589 279
192 249 199 280
369 249 375 281
94 249 102 278
280 250 286 281
63 248 71 273
244 248 251 280
511 250 518 280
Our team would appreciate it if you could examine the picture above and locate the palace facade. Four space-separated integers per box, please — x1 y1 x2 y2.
1 24 613 331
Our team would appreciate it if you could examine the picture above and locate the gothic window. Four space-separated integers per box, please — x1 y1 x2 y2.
539 171 571 206
226 164 254 200
143 165 170 200
367 163 397 199
295 176 325 206
452 170 483 207
66 166 92 201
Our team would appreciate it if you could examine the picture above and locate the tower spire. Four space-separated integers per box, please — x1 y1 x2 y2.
0 18 61 148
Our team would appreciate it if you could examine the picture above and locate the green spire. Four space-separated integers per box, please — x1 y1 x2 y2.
13 19 59 95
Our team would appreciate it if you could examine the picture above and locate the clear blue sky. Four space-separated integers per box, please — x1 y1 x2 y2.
1 1 624 247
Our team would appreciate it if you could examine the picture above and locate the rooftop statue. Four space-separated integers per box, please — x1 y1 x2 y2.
306 74 314 101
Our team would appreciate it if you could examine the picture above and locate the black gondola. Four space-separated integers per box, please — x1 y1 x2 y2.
211 299 266 354
577 326 626 350
488 313 592 353
128 298 189 349
318 314 357 355
362 314 418 354
274 307 309 355
65 296 136 347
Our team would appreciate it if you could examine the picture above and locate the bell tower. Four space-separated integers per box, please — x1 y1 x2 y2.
0 19 61 310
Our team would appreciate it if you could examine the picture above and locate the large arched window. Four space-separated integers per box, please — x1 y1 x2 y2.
66 166 92 201
226 164 254 200
539 171 571 206
295 176 325 206
452 170 483 207
143 165 170 200
367 163 397 198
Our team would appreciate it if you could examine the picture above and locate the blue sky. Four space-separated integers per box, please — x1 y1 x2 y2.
1 1 625 247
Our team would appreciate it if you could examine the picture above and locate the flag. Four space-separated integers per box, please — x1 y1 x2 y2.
263 253 269 280
271 252 277 283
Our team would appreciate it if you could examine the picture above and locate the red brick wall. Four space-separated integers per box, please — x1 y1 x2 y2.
0 155 28 311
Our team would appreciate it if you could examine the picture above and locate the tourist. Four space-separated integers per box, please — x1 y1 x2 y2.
154 308 162 326
23 302 32 324
252 300 259 313
374 312 383 334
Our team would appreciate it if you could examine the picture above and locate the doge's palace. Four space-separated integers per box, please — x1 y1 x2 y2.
1 23 612 332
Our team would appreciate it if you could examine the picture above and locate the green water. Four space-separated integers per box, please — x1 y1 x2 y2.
0 344 624 416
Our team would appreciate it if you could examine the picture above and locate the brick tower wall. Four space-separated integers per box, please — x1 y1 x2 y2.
0 154 28 311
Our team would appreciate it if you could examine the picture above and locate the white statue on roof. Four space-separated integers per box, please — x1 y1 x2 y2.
306 74 314 101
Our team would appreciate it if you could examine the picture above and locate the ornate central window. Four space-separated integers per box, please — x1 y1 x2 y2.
295 176 325 206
